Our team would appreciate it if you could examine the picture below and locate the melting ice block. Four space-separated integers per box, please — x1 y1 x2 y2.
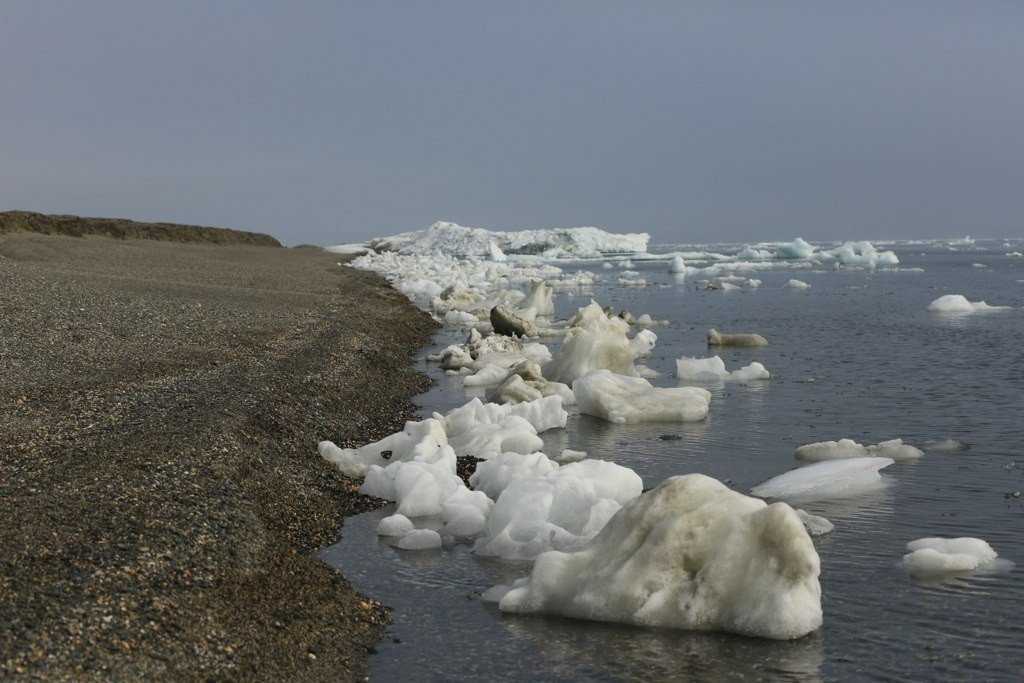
544 302 640 384
496 474 822 640
474 460 643 561
751 457 894 503
675 355 770 383
795 438 922 462
776 238 815 260
927 294 1009 313
902 537 1001 578
574 370 711 424
318 418 450 478
786 279 811 290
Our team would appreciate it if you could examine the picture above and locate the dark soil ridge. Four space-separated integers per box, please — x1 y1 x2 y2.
0 210 282 247
0 232 438 680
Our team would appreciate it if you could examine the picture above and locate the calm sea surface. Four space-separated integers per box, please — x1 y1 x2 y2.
322 243 1024 681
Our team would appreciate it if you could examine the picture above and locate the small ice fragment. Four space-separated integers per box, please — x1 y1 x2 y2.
555 449 588 464
396 529 443 550
902 537 1000 578
786 279 811 290
377 514 415 537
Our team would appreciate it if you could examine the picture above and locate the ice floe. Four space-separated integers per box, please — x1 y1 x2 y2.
786 279 811 290
675 355 770 383
707 328 768 347
902 537 1004 579
574 370 712 424
927 294 1010 313
794 438 923 463
751 457 894 503
493 474 822 640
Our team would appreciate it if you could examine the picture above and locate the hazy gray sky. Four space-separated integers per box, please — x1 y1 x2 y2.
2 2 1022 244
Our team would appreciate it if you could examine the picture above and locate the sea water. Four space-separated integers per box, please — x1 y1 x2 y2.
321 243 1024 681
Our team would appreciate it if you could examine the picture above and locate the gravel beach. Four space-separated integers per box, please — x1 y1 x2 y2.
0 231 437 680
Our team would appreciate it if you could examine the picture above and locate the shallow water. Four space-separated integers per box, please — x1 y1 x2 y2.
322 243 1024 681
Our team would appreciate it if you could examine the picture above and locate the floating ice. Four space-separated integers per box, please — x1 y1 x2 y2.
376 513 415 537
555 449 588 464
544 302 640 384
786 279 811 290
574 370 712 424
776 238 815 260
629 329 658 359
972 263 989 268
822 241 899 268
927 294 1009 313
474 460 643 561
675 355 770 383
794 438 922 463
796 509 834 536
396 529 443 550
751 457 894 503
902 537 1000 578
922 438 968 452
669 255 687 273
496 474 822 640
707 328 768 347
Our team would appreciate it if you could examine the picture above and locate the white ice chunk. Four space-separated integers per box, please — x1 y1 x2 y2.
629 329 658 359
396 529 443 550
574 370 711 424
751 457 894 503
786 279 811 289
776 238 815 260
902 537 1000 578
318 418 450 478
544 302 639 384
469 451 560 500
497 474 822 640
474 460 643 561
669 255 687 273
675 355 770 383
376 514 415 537
795 438 922 463
927 294 1009 313
796 509 834 536
555 449 588 464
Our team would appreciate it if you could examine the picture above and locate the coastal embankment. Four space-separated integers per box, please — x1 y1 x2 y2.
0 225 436 679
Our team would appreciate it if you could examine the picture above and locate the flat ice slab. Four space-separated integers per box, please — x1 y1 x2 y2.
751 457 894 503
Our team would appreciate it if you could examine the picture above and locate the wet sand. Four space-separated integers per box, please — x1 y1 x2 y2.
0 232 437 680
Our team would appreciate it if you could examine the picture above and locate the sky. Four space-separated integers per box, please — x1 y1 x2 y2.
2 1 1023 245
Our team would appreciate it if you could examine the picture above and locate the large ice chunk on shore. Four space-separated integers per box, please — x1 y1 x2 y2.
927 294 1009 313
318 418 450 478
675 355 770 383
795 438 922 462
496 475 822 640
474 460 643 560
544 302 640 384
751 457 894 503
902 537 1001 578
574 370 711 424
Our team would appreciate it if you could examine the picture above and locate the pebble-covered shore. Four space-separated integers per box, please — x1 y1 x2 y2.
0 232 437 680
